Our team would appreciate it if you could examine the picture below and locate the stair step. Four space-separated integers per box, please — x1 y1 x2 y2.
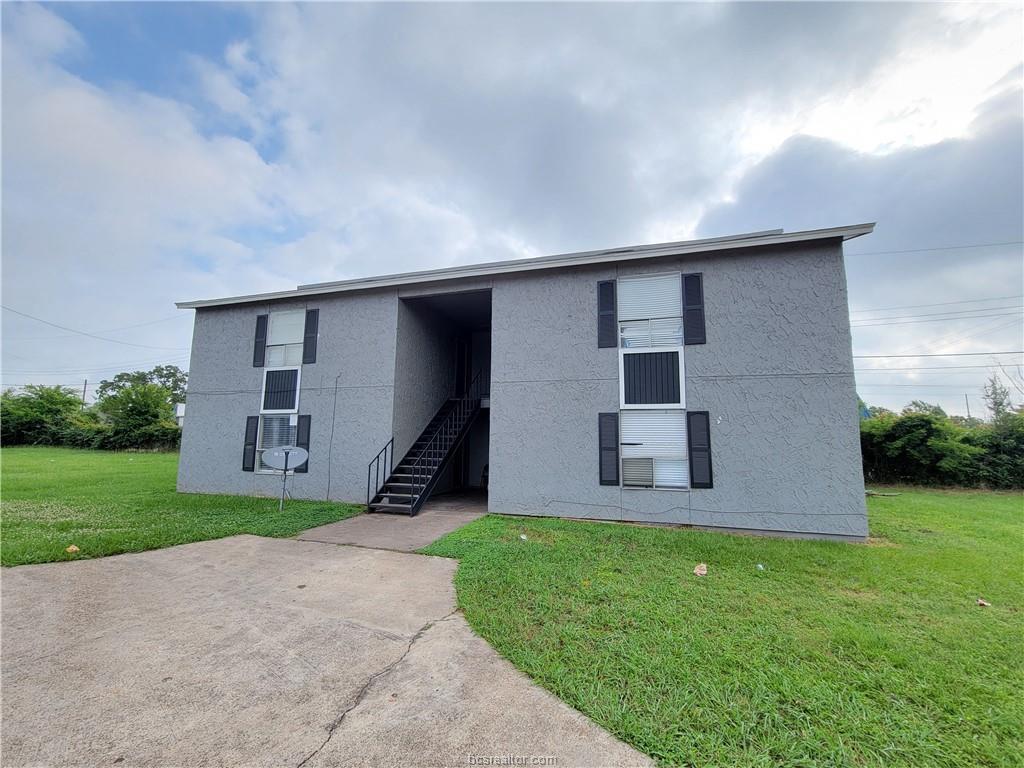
369 503 415 514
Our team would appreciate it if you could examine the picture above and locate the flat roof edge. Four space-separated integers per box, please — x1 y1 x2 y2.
177 222 874 309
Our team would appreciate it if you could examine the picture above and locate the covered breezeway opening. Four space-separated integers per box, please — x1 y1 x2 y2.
380 288 490 514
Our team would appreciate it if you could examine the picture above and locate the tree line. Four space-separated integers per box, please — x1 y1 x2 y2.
3 365 1022 488
860 375 1023 489
1 366 186 450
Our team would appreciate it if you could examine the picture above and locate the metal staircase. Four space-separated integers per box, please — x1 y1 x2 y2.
367 370 485 515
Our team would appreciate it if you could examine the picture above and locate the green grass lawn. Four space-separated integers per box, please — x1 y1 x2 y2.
424 489 1024 767
1 446 361 566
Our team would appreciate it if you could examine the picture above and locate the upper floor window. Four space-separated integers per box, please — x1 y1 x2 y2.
617 274 685 409
266 310 305 366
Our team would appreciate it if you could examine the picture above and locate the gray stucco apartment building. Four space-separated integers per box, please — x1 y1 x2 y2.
177 223 874 540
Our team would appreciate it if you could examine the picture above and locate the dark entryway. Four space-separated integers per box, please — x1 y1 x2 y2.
370 289 491 514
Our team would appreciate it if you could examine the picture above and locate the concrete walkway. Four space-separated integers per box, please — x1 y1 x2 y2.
298 492 488 552
2 531 651 767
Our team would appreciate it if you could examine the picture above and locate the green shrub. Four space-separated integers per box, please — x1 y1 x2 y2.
98 382 176 450
134 419 182 450
861 411 1021 489
2 382 181 451
59 410 113 449
966 413 1024 489
1 386 83 445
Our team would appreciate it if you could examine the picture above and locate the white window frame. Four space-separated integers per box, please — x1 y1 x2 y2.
616 273 688 489
619 347 686 410
259 366 301 415
618 409 690 491
256 367 301 474
617 272 686 410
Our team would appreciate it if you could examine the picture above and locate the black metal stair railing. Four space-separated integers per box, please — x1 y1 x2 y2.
406 369 485 514
366 437 393 508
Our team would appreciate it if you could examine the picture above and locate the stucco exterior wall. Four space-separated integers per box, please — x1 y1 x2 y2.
178 237 866 538
177 289 398 504
391 299 456 460
487 240 867 539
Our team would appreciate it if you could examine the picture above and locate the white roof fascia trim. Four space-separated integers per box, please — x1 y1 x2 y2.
176 222 874 309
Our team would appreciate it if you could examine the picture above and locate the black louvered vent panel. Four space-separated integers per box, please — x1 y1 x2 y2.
263 369 299 411
623 351 680 405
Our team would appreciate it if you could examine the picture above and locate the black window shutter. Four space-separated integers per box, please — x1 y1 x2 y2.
294 415 311 473
598 412 619 485
253 314 268 367
682 274 706 345
597 280 617 348
242 416 259 472
687 411 713 488
302 309 319 364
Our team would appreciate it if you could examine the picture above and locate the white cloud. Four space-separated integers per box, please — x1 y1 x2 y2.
1 1 1021 416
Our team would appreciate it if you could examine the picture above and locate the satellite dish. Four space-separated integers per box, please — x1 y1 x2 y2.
262 446 309 471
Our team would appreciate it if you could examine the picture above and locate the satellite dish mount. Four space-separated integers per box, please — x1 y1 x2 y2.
262 446 310 512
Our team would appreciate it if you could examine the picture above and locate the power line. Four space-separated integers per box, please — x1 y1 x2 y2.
851 311 1021 328
1 306 189 350
8 314 188 342
850 294 1024 314
853 351 1023 358
846 240 1024 257
854 364 1006 372
850 304 1022 322
2 355 190 375
898 316 1022 356
857 384 994 389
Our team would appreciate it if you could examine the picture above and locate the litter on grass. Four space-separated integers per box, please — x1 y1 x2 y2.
519 534 528 541
693 563 708 576
977 598 991 607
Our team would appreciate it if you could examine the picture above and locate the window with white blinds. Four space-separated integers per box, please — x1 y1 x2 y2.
620 409 689 489
617 274 682 322
266 310 304 367
258 414 297 472
268 310 304 345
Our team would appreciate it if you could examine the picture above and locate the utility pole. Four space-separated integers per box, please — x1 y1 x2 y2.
81 379 87 409
964 393 971 419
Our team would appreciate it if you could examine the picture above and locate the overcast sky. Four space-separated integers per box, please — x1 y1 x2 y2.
2 2 1022 415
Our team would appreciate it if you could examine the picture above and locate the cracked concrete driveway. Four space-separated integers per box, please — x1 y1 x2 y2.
2 534 651 767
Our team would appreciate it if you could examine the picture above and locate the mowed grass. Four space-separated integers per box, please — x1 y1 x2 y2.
1 446 361 566
424 489 1024 767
